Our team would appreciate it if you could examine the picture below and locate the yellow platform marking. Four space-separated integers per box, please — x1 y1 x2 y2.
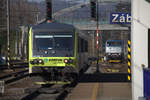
107 68 111 72
91 83 99 100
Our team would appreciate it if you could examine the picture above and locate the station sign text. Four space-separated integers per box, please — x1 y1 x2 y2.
110 13 131 24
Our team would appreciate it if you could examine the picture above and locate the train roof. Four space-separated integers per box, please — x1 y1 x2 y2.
32 22 75 32
106 40 124 42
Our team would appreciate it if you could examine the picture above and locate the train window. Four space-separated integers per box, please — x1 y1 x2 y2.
54 35 73 50
78 37 81 52
148 29 150 68
34 35 54 50
78 37 87 52
81 38 84 52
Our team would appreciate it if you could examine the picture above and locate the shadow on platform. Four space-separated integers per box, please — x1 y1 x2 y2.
79 73 130 83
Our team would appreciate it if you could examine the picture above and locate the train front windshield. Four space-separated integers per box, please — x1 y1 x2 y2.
32 32 74 57
106 41 122 47
34 35 53 49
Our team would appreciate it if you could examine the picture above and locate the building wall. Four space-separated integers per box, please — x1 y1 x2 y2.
132 0 150 100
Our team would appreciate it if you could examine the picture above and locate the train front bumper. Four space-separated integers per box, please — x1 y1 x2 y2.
107 53 122 60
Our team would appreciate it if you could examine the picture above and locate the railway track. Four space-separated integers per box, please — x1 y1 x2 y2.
20 83 76 100
4 70 28 85
18 64 88 100
0 64 88 100
0 62 29 85
0 62 28 70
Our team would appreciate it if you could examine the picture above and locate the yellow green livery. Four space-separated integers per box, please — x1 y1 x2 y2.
28 22 89 84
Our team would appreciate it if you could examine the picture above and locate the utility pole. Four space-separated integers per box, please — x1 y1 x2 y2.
7 0 11 69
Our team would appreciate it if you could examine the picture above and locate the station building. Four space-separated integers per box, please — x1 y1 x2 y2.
132 0 150 100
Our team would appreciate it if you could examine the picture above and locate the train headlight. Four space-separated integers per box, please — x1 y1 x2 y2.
38 59 44 64
33 59 39 64
64 59 73 64
64 59 68 63
69 59 73 63
30 59 38 65
30 61 34 65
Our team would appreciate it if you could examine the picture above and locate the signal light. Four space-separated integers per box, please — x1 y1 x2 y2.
90 0 96 20
46 0 52 21
47 20 51 23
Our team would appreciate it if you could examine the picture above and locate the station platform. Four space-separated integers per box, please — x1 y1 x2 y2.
66 82 132 100
66 62 131 100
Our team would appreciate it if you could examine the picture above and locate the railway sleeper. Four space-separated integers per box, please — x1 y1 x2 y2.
29 67 78 85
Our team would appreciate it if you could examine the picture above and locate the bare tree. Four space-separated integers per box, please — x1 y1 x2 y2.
0 0 7 33
0 0 42 56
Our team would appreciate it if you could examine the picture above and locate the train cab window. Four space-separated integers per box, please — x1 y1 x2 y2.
148 29 150 68
34 35 54 50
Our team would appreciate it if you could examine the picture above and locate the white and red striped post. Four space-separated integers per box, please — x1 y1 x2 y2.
96 0 99 73
96 28 99 49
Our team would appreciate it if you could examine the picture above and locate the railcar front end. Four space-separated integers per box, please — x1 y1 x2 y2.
28 22 78 84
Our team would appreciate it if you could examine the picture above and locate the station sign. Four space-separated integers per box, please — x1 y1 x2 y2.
110 13 131 24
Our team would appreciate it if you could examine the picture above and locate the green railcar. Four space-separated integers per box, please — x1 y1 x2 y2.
28 22 89 84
